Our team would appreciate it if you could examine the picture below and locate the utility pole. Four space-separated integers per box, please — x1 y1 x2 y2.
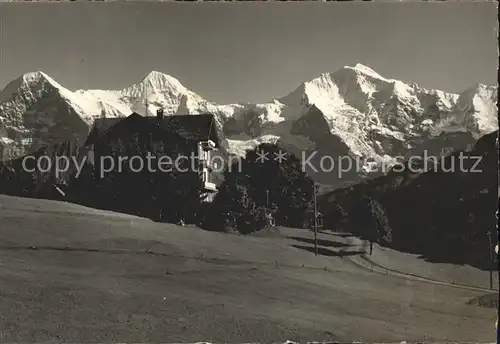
266 189 269 209
487 230 493 289
313 181 318 256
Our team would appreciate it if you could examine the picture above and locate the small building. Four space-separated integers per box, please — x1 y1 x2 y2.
303 209 323 230
84 110 223 202
315 211 324 229
265 211 275 228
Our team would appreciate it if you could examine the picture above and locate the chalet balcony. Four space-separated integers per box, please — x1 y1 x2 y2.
203 181 217 192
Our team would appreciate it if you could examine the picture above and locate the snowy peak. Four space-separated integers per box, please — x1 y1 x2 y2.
0 70 99 160
332 63 390 96
22 71 60 88
136 70 190 98
140 71 186 90
271 64 497 164
343 63 388 81
122 71 190 99
279 64 415 117
0 71 63 104
70 70 206 119
114 70 204 116
279 64 496 120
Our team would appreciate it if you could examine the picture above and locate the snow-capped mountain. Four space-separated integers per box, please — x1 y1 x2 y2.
0 64 497 188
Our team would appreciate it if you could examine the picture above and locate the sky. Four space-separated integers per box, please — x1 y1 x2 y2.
0 2 497 104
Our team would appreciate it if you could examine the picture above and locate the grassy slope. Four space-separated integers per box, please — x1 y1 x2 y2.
342 234 499 290
0 195 496 342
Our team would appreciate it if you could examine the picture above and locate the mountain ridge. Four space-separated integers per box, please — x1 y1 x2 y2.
0 64 497 189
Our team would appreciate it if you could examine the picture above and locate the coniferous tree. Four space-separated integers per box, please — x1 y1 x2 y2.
356 196 392 246
327 203 348 232
207 143 314 233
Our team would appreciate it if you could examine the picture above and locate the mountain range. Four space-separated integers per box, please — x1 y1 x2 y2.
0 63 497 189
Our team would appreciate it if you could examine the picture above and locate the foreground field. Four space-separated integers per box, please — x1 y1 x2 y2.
0 195 496 342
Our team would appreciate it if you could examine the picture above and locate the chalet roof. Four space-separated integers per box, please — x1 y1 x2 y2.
85 112 222 147
157 114 219 144
85 117 125 145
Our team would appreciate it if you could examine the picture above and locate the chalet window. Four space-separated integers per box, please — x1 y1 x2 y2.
21 138 33 145
202 168 210 183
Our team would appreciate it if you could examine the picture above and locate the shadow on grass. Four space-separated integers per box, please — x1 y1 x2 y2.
416 253 499 272
417 254 467 266
318 231 354 238
291 244 365 257
287 236 353 248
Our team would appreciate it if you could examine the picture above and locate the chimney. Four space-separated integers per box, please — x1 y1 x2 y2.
157 108 164 121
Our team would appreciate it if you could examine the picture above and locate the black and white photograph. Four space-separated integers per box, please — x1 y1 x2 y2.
0 2 498 343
